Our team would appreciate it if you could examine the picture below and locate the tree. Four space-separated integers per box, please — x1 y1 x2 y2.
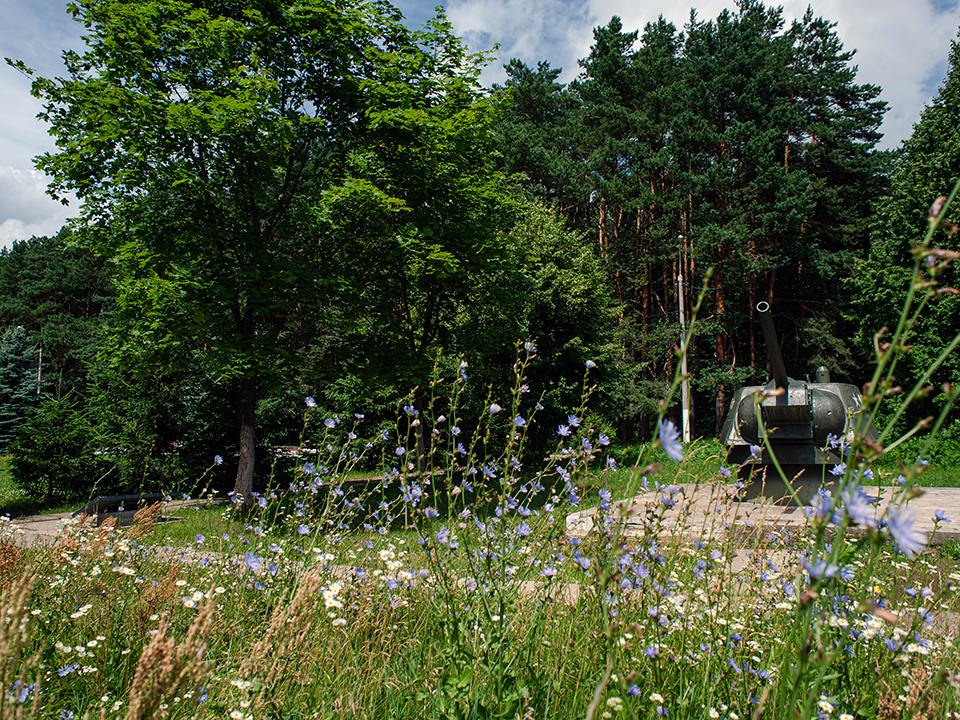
0 230 113 398
852 25 960 433
0 327 40 451
494 0 887 439
20 0 505 504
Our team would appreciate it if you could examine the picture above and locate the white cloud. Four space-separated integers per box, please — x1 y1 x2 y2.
444 0 960 150
0 166 74 248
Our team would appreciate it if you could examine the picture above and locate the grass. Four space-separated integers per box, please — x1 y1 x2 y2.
2 455 957 720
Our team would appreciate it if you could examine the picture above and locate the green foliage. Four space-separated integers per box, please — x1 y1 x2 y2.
0 327 40 451
25 0 517 503
9 393 101 506
0 230 113 399
852 25 960 435
495 0 887 440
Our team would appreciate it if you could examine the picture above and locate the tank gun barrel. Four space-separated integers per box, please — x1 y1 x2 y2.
756 301 789 389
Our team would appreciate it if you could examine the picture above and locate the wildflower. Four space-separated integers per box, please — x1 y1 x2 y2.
719 466 731 478
806 491 837 524
607 456 617 470
842 485 877 529
524 341 537 352
425 507 439 519
598 488 611 510
195 534 205 544
297 524 310 535
658 419 683 461
489 403 502 415
936 509 952 522
324 418 336 429
887 505 928 558
520 383 530 393
818 696 835 714
830 463 846 476
242 552 262 573
541 565 557 578
557 425 571 437
58 663 79 677
436 527 451 545
585 359 596 369
709 709 719 719
598 433 610 446
650 693 665 703
628 685 641 696
749 444 762 459
644 645 658 658
451 425 461 436
515 521 532 537
304 396 316 407
805 559 839 581
214 454 223 465
513 415 526 428
567 414 580 427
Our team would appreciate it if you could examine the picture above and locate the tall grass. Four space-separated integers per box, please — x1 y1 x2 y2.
3 193 960 719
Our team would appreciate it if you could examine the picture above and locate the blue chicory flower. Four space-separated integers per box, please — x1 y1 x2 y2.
887 505 928 558
659 419 684 462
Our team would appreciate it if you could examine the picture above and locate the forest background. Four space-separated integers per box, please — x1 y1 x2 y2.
2 0 960 508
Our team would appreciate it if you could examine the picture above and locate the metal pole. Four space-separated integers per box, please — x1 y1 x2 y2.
678 272 691 442
37 340 42 394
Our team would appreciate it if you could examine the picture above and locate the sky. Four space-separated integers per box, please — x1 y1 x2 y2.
1 0 958 249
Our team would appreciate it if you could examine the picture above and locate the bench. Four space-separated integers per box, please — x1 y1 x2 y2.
71 494 165 527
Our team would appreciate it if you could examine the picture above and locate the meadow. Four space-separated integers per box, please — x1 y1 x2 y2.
4 195 960 720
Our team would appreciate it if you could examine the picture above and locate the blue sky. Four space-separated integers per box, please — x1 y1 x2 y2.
1 0 958 247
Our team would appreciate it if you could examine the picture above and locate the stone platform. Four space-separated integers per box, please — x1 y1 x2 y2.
565 482 960 546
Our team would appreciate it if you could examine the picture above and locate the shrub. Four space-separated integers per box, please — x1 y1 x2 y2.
10 393 102 507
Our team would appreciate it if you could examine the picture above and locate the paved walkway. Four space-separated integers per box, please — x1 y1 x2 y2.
1 498 215 548
8 484 960 554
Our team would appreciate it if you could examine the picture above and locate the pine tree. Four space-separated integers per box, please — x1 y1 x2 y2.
494 0 887 439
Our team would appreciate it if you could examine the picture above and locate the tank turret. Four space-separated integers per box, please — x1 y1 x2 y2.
718 301 878 504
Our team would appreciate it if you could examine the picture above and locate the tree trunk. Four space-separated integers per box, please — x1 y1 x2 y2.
234 371 257 508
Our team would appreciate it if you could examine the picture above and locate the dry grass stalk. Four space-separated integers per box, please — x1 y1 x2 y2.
128 502 163 540
240 569 328 708
0 544 22 592
0 569 36 720
124 592 215 720
877 664 939 720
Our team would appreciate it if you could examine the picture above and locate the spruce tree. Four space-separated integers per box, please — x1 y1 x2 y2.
0 326 40 451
